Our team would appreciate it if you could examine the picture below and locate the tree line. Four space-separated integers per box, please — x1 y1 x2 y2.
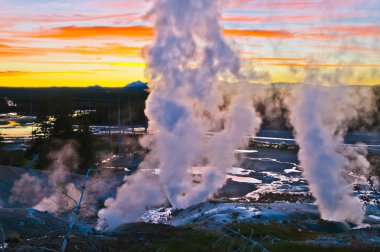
29 93 98 171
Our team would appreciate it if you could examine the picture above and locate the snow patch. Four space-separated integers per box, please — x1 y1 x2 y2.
227 175 262 184
284 167 302 173
368 215 380 220
234 149 258 154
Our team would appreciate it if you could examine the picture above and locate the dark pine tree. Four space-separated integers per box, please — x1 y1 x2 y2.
0 131 4 148
32 94 53 140
51 93 74 139
29 94 54 168
75 111 96 171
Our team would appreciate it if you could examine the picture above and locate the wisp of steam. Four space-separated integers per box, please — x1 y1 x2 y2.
98 0 261 230
10 141 111 216
10 141 80 212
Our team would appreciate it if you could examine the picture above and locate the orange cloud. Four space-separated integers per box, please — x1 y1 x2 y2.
0 71 91 76
63 43 141 56
0 44 49 57
0 71 27 76
0 43 142 57
0 38 23 44
27 25 329 40
225 29 329 40
224 29 294 38
30 26 153 39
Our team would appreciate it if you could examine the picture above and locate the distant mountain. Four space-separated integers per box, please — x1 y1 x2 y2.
124 81 148 90
87 85 103 90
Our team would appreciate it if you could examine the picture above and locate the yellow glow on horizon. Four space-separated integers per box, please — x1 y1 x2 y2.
105 62 147 67
0 66 147 87
0 61 379 87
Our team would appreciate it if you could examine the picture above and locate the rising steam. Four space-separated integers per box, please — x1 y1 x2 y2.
98 0 261 230
10 141 112 216
10 141 79 211
287 84 373 224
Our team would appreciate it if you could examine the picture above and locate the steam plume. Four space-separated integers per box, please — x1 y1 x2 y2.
287 84 373 224
98 0 261 229
10 141 109 216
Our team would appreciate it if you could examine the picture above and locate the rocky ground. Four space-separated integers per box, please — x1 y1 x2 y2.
0 201 379 251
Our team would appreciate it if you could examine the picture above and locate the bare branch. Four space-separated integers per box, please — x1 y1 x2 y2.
55 185 78 206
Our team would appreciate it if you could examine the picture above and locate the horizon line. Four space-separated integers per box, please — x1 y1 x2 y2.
1 81 380 89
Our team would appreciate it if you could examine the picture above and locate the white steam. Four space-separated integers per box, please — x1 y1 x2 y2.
10 141 79 210
10 141 111 216
98 0 261 229
287 84 373 224
98 171 166 229
33 141 80 212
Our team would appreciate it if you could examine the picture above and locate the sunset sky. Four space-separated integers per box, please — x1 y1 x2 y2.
0 0 379 87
